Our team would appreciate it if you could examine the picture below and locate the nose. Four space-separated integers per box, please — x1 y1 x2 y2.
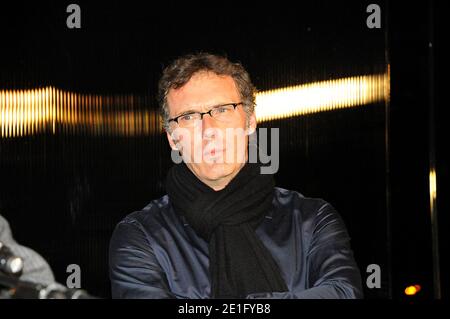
201 113 217 139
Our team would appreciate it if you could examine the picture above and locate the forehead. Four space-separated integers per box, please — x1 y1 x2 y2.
166 72 240 115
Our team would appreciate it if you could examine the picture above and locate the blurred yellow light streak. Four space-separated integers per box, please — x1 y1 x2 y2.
255 74 389 122
1 73 389 138
429 168 437 213
0 87 161 138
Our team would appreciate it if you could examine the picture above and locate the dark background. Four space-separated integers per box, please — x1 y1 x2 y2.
0 1 445 299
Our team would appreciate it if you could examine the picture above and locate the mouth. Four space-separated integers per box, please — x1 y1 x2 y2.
203 147 225 158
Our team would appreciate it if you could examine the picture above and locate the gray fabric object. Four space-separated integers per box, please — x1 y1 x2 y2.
0 214 55 286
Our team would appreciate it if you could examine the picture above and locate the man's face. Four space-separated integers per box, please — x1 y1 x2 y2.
166 71 256 190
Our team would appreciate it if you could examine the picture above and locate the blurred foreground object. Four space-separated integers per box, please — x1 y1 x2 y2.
0 214 97 299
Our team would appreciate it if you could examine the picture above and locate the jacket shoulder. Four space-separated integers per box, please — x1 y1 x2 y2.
273 187 350 241
114 194 173 234
274 187 332 218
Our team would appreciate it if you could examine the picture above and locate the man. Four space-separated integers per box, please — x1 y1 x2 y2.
109 53 363 299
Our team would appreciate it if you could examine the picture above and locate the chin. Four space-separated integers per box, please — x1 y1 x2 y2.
195 162 237 183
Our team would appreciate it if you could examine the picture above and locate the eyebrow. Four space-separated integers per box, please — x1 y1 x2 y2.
174 103 230 118
177 109 197 117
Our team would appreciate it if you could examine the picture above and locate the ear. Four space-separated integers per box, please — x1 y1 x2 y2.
246 112 257 135
166 131 179 151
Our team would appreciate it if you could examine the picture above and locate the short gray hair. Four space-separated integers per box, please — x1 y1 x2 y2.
157 53 256 131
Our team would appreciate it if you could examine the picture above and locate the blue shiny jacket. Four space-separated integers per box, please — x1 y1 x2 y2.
109 187 363 299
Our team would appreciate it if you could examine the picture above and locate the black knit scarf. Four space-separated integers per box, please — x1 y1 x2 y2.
166 161 288 298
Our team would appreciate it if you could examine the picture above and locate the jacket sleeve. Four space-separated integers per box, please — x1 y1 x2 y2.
247 202 363 299
109 219 176 299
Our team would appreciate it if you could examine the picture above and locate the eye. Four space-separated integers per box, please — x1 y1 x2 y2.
216 107 229 113
180 113 194 121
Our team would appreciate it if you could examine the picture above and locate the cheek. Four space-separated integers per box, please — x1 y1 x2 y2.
172 131 191 154
237 109 248 125
173 132 185 148
179 131 202 158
